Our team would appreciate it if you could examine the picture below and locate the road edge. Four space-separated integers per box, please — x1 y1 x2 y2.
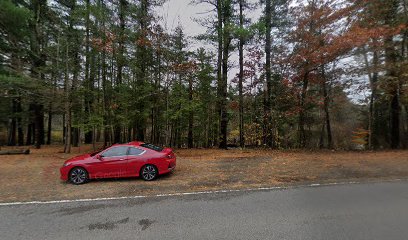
1 178 406 207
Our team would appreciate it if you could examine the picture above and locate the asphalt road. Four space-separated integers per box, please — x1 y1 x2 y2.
1 181 408 240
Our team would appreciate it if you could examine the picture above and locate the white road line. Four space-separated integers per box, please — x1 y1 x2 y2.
0 179 403 207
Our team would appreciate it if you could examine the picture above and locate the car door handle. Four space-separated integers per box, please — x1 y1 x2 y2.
119 158 125 161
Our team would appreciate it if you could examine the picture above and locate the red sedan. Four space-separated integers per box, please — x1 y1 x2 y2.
60 142 176 184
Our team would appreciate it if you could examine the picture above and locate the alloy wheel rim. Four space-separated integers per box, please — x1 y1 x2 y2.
142 166 156 180
70 168 86 184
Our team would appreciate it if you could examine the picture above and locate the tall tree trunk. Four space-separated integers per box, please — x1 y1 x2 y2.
384 0 400 149
65 109 72 153
66 1 81 151
47 105 52 145
263 0 273 147
7 98 17 146
238 0 245 148
155 65 161 145
72 128 79 147
363 45 379 149
321 65 332 149
319 121 325 149
84 0 94 144
113 0 127 144
97 0 110 148
35 105 44 148
390 91 400 148
8 46 21 146
16 98 24 146
219 0 232 149
117 0 126 86
165 86 170 146
24 124 31 145
26 104 34 145
135 0 149 141
151 46 161 144
64 43 72 153
323 83 332 149
188 75 194 148
102 48 109 147
216 0 223 147
298 73 309 148
29 0 47 149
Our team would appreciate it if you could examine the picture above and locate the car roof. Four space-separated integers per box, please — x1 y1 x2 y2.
111 141 145 147
127 141 144 146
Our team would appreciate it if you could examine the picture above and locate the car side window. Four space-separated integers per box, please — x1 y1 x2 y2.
128 147 144 156
101 146 128 157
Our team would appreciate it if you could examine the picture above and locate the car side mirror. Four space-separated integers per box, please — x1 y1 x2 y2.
96 155 103 160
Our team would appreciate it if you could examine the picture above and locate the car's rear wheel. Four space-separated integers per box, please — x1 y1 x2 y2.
69 167 88 185
140 165 158 181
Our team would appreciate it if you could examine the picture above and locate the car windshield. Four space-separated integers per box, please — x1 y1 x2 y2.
141 143 163 152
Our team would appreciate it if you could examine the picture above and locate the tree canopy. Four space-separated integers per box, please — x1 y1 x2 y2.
0 0 407 151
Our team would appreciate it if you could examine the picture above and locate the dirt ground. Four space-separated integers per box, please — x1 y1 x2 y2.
0 145 407 203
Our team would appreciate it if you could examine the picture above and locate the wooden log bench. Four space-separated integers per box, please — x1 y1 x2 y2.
0 149 30 155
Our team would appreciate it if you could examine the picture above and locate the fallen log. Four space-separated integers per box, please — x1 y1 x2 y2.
0 149 30 155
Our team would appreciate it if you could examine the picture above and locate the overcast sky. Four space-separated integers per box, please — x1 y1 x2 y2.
155 0 366 102
156 0 262 80
157 0 208 37
156 0 262 48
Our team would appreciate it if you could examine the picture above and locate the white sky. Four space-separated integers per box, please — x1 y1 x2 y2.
156 0 262 82
156 0 262 46
155 0 368 103
158 0 210 37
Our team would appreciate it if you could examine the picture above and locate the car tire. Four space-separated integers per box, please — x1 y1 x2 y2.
140 164 158 181
69 167 89 185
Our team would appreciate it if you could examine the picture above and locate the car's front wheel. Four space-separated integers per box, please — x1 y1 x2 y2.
140 165 158 181
69 167 88 185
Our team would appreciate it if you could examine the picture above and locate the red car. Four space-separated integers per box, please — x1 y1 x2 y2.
60 142 176 184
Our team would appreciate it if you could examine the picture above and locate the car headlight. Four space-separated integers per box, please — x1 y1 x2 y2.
63 162 72 167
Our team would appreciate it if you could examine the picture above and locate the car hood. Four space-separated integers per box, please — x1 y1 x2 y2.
64 153 92 164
